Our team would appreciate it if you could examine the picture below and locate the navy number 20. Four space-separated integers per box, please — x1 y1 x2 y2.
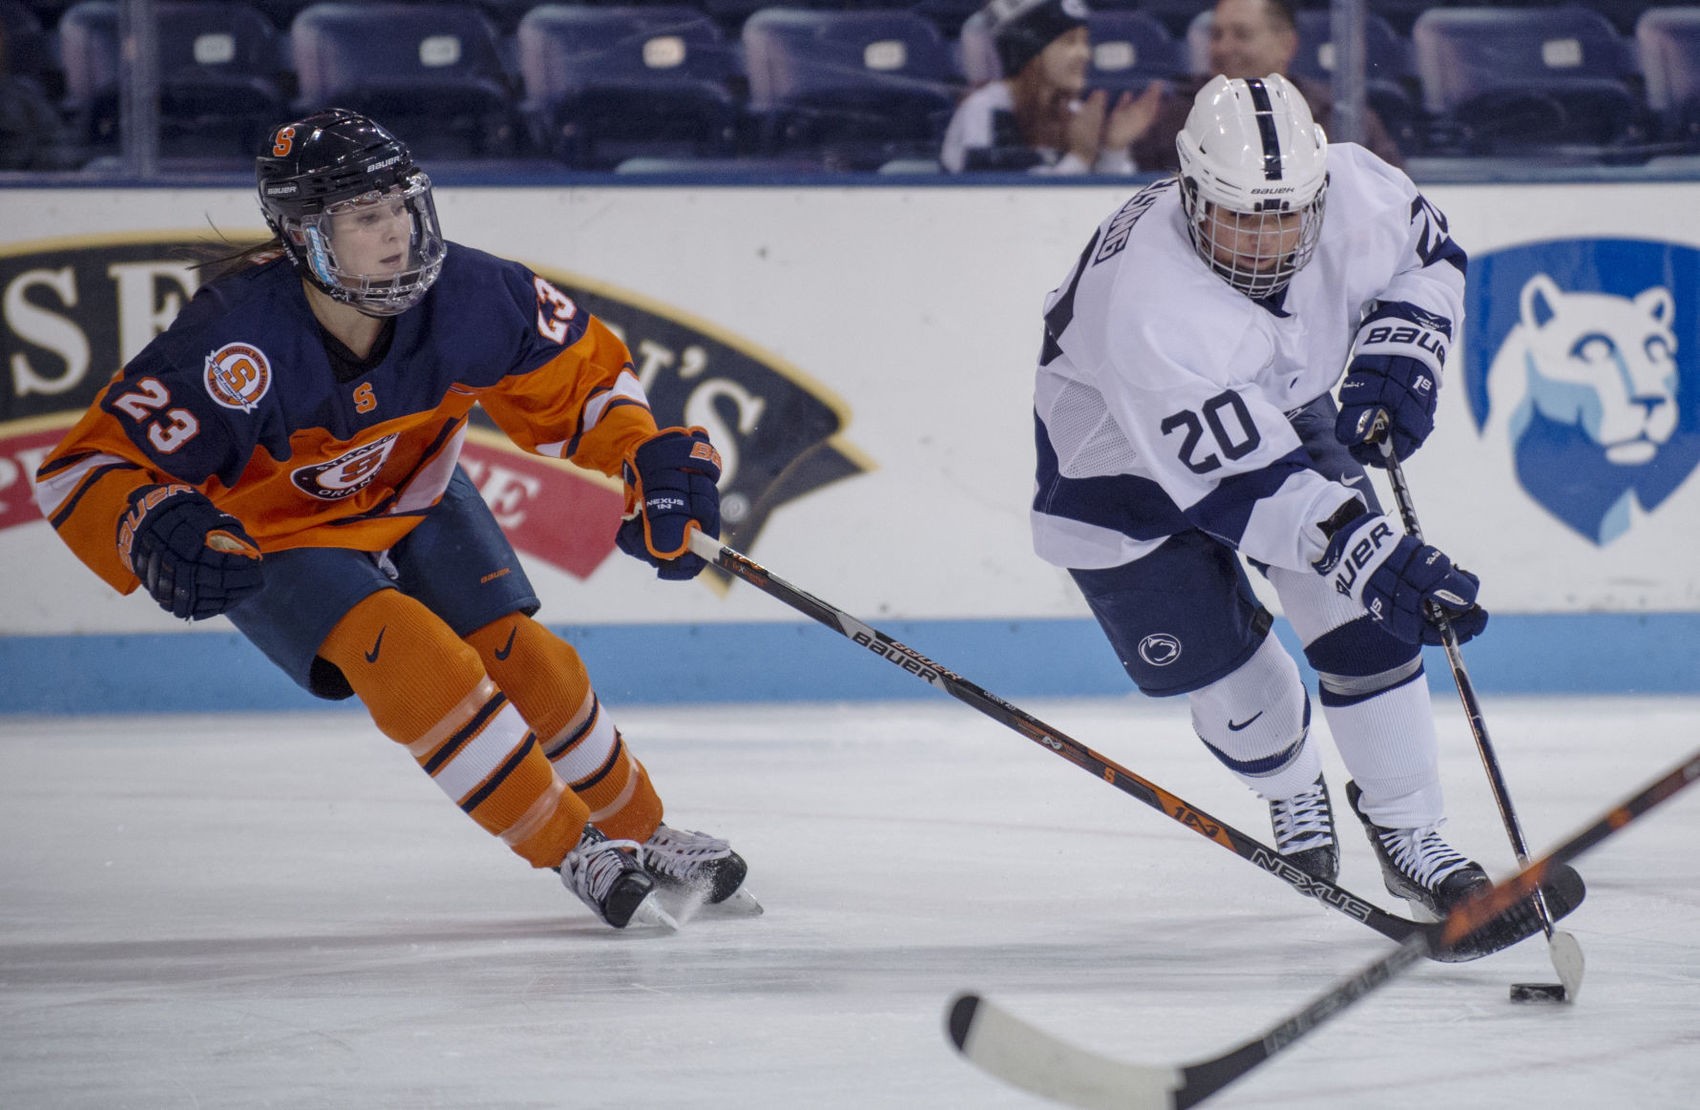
1160 391 1261 474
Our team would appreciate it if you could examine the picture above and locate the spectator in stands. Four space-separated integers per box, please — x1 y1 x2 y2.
0 20 73 170
1128 0 1405 171
941 0 1164 173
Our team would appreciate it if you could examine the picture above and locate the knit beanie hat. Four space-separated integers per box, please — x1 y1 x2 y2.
986 0 1091 77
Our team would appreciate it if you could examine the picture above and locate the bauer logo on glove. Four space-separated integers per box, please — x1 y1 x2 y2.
1336 300 1453 467
119 484 264 621
1314 511 1487 646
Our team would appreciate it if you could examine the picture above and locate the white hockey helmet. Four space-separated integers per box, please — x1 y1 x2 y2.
1176 74 1328 298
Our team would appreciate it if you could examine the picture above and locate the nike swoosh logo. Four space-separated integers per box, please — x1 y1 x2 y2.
365 627 386 664
493 627 517 661
1227 711 1264 732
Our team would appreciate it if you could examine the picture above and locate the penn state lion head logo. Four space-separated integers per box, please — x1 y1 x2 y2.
1494 276 1677 466
1466 239 1700 545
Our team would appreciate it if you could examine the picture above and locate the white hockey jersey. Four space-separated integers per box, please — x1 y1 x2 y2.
1031 142 1466 574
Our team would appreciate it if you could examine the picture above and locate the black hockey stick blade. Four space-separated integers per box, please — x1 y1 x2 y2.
945 748 1700 1110
691 533 1561 963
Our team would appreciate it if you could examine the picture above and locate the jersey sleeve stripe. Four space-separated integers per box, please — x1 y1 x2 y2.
1032 415 1190 539
582 370 646 431
1182 452 1313 546
37 454 142 525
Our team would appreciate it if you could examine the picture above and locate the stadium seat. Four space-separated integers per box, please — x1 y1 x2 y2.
57 0 288 160
2 0 59 96
742 8 960 170
909 0 988 40
1637 7 1700 147
1 0 76 168
244 0 312 31
55 1 120 150
1131 0 1208 38
290 2 522 159
1083 10 1182 96
1290 9 1419 146
1291 0 1429 37
1586 0 1669 36
517 5 740 169
1411 6 1649 156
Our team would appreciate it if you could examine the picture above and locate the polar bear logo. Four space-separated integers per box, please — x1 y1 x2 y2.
1484 273 1684 543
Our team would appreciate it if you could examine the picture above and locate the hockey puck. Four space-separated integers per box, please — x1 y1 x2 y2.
1509 983 1568 1003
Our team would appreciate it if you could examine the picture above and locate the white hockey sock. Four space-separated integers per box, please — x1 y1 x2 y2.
1319 666 1444 829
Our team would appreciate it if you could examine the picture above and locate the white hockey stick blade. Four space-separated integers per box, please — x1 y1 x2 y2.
1548 929 1585 1001
947 994 1182 1110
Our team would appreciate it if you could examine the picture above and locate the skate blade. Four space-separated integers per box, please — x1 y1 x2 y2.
1403 898 1440 924
659 884 764 922
625 894 680 932
714 886 764 916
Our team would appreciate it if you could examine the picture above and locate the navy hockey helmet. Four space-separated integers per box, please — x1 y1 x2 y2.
255 109 446 317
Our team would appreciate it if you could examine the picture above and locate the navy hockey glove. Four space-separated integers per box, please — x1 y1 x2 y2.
617 426 722 581
118 484 263 621
1314 511 1487 646
1335 302 1451 467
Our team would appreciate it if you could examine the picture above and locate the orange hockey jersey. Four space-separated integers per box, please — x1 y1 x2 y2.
34 244 657 596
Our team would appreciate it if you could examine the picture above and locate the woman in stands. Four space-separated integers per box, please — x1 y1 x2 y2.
33 109 755 932
941 0 1163 173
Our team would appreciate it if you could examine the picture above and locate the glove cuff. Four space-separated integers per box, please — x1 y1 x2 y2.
1352 300 1452 380
116 483 197 573
1312 511 1402 606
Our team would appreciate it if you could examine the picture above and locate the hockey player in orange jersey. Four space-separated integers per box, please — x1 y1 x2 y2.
33 109 753 930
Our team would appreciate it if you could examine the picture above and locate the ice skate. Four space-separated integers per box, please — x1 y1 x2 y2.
1346 781 1489 921
642 823 761 916
560 825 677 930
1268 774 1339 883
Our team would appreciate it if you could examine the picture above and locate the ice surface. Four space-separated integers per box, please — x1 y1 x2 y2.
3 695 1697 1108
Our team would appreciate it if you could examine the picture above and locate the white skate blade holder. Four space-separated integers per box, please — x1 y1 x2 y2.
627 895 680 933
658 884 764 923
718 887 764 916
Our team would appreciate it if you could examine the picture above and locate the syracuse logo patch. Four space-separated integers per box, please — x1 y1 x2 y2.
291 434 398 500
204 342 272 413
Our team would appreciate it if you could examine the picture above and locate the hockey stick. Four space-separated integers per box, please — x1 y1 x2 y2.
689 532 1573 961
1377 438 1585 1000
946 747 1700 1110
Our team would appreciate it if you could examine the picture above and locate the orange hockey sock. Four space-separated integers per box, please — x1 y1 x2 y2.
466 613 664 842
320 590 586 868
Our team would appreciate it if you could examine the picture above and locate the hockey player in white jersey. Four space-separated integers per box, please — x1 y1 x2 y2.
1031 74 1495 919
